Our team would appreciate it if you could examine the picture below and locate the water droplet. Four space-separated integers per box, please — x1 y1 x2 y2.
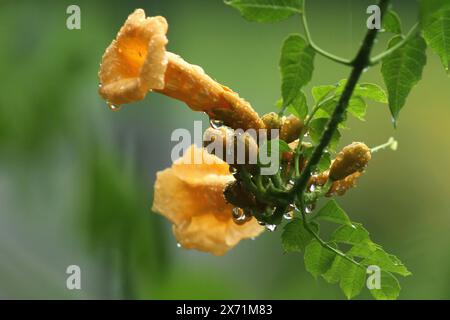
108 103 121 112
309 184 316 192
98 83 102 88
283 211 293 220
210 119 224 129
363 67 370 73
232 207 248 225
305 205 313 214
265 224 277 232
176 243 182 248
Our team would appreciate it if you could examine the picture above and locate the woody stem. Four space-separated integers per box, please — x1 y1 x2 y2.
291 0 390 200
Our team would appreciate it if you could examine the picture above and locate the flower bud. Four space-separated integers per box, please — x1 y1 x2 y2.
329 142 371 181
203 126 258 172
327 172 361 197
261 112 281 140
280 115 304 143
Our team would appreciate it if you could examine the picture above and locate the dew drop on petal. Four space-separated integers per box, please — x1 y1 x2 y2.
232 207 248 225
108 103 122 112
210 119 224 129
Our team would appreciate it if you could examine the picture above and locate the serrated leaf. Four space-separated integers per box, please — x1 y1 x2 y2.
309 118 341 151
331 223 371 245
339 263 366 299
348 96 367 121
381 34 427 125
312 85 336 104
383 10 402 34
282 219 318 253
225 0 303 23
361 248 411 277
280 34 315 107
421 5 450 72
370 271 401 300
354 83 388 103
288 90 309 119
322 255 350 284
347 242 379 258
304 240 336 279
313 199 352 227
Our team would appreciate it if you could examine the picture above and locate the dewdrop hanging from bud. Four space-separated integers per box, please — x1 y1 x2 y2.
329 142 371 181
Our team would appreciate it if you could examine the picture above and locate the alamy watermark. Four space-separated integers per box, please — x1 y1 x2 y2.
66 265 81 290
66 5 81 30
171 121 281 175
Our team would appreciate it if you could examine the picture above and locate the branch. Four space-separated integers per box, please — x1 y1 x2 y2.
369 23 420 65
291 0 391 200
302 0 353 66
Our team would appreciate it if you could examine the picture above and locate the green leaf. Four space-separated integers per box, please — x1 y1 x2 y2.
280 34 315 107
309 118 341 151
347 242 379 258
317 151 331 172
322 255 351 284
225 0 303 23
282 218 318 253
313 199 352 227
381 34 427 125
354 83 388 104
331 223 371 245
421 5 450 72
287 90 309 119
304 240 336 279
370 271 401 300
383 10 402 34
361 248 412 277
347 96 367 121
312 85 336 104
339 263 366 299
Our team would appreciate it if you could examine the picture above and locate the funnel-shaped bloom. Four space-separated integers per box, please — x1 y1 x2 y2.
98 9 264 131
152 145 264 256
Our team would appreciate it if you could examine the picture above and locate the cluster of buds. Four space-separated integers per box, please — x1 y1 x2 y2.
261 112 304 143
308 142 371 197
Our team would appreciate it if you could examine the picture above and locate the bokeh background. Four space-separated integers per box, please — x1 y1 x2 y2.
0 0 449 299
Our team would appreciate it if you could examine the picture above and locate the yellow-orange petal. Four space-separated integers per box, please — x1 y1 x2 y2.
153 168 234 225
171 145 231 184
98 9 168 106
173 214 263 256
152 144 264 255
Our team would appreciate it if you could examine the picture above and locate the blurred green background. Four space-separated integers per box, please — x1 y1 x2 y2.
0 0 449 299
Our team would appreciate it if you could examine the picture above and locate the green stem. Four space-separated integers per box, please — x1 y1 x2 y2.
291 0 391 199
300 210 363 268
302 1 353 66
369 23 420 65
